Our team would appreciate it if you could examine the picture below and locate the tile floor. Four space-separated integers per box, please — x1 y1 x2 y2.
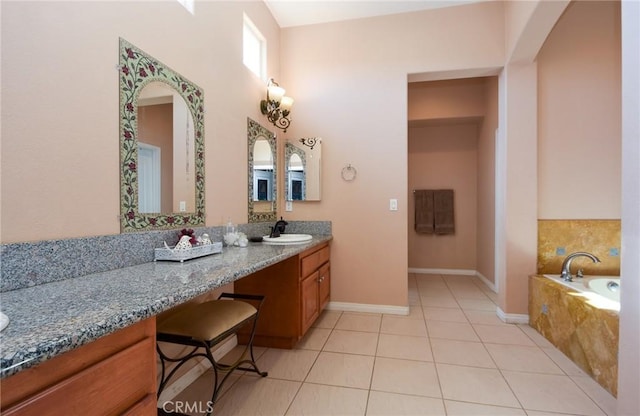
170 273 617 416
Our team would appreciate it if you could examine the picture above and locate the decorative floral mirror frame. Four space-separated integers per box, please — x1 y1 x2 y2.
247 118 277 223
119 38 205 232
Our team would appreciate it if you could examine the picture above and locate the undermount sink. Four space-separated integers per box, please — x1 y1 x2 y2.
262 234 313 245
0 312 9 332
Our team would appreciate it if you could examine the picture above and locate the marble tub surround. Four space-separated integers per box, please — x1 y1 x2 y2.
0 221 331 292
529 275 618 396
537 219 620 275
0 234 332 379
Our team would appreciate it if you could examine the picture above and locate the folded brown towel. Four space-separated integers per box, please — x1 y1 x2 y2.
414 190 434 234
434 189 455 235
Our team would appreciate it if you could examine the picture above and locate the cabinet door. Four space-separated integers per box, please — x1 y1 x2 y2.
301 271 320 334
318 263 330 310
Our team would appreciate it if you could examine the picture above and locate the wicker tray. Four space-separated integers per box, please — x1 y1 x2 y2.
154 242 223 262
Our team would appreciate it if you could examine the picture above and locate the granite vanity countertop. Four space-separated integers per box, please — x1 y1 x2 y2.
0 235 331 379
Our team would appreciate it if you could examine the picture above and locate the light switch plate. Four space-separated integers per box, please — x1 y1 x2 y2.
389 199 398 211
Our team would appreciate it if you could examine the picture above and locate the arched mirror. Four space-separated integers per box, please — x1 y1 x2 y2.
248 118 277 222
119 39 205 232
285 138 322 201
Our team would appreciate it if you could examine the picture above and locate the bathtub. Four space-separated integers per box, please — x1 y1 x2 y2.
543 274 620 311
530 274 620 396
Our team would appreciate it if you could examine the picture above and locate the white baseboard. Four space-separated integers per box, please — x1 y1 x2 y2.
496 307 529 324
409 268 476 276
327 301 410 316
475 271 497 293
158 335 238 402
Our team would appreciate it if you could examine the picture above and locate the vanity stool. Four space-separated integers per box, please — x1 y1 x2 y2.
156 293 268 415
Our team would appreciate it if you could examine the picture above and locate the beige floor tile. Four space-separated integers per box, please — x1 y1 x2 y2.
502 371 606 416
211 377 300 416
408 292 421 306
285 383 368 416
218 344 267 366
323 329 379 356
254 348 319 381
457 298 497 311
473 324 537 346
436 363 520 408
452 290 492 300
485 343 564 374
420 295 460 308
517 324 556 348
417 285 453 297
312 309 342 329
384 305 424 320
169 368 243 414
484 290 499 302
377 333 433 361
371 357 441 398
296 327 331 351
570 375 617 416
525 411 586 416
430 338 495 368
423 306 468 323
415 273 445 284
541 347 587 376
305 351 374 389
444 400 526 415
335 312 381 332
367 391 446 416
426 320 480 341
464 309 510 325
380 315 428 337
442 274 476 284
447 283 491 300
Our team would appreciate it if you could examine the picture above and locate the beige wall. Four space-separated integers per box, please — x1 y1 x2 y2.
1 1 280 243
408 123 478 270
280 2 505 307
537 1 621 219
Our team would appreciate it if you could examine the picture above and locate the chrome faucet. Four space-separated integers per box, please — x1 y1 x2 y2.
269 217 288 238
560 252 601 282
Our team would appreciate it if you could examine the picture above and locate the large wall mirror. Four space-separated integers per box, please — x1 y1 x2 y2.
248 118 277 222
285 138 322 201
119 38 205 232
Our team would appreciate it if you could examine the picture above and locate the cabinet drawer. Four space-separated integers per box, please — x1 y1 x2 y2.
300 245 330 278
3 337 156 416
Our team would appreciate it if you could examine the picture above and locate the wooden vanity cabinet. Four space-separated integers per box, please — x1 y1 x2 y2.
236 241 330 348
0 318 157 416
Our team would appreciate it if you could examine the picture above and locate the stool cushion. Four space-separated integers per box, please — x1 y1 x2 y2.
157 300 257 341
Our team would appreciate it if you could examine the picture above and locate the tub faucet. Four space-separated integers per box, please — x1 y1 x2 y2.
269 217 288 238
560 252 601 282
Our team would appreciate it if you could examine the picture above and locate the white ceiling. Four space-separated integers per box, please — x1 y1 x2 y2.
265 0 484 28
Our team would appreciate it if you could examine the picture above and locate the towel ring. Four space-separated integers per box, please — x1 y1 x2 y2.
341 164 357 182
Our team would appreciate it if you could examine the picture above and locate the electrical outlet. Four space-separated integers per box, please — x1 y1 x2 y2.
389 199 398 211
179 201 186 212
556 247 566 256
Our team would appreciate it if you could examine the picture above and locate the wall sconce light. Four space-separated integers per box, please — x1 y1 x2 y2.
260 78 293 132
